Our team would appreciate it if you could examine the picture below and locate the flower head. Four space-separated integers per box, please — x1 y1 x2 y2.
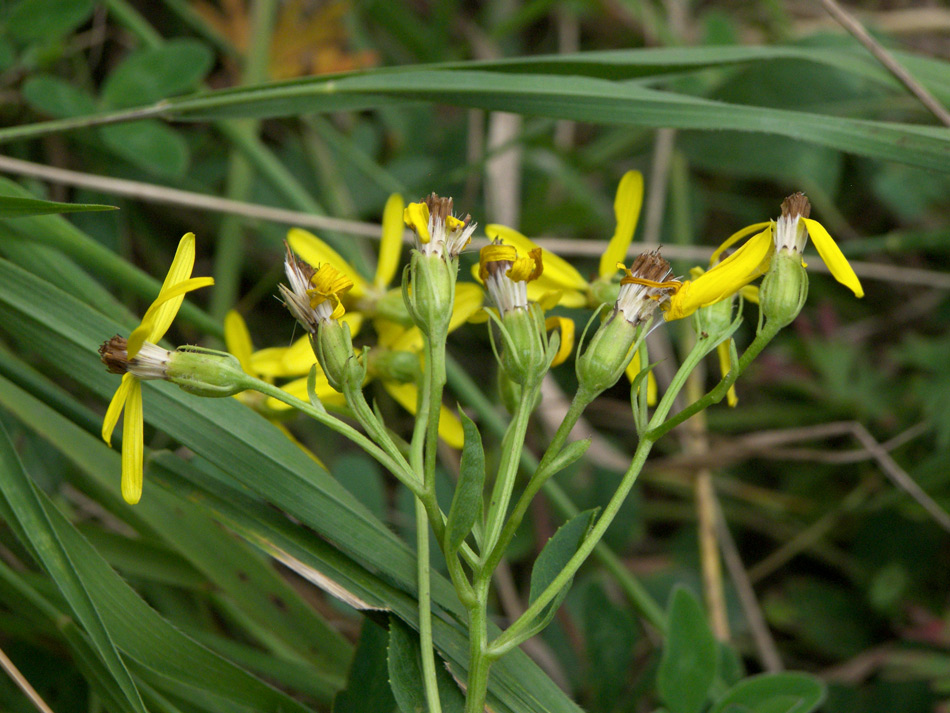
665 192 863 322
613 250 679 325
100 233 213 504
279 242 353 332
478 240 544 315
404 193 477 259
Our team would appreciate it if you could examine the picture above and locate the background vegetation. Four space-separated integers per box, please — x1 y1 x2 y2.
0 0 949 711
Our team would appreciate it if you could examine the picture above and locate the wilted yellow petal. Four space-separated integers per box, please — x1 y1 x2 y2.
599 171 644 278
376 194 405 290
545 316 575 367
802 218 864 298
224 311 254 373
625 352 658 406
288 227 367 297
486 224 587 291
121 378 144 505
102 372 134 446
403 202 430 243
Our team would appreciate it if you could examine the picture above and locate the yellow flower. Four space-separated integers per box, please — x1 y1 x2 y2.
666 192 863 322
288 193 406 314
479 170 644 309
100 233 214 504
404 194 476 259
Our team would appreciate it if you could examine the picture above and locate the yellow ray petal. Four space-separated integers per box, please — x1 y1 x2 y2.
404 202 430 243
252 336 315 378
382 381 464 449
449 283 485 332
625 351 657 406
665 227 773 321
121 378 144 504
526 281 586 308
802 218 864 298
599 170 643 278
102 372 135 446
376 194 405 290
545 316 575 367
269 373 344 410
717 340 738 407
128 276 214 357
224 311 254 373
287 227 367 297
710 222 771 265
485 224 587 291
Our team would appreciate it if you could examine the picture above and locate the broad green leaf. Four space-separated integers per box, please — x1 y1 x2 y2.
445 410 485 553
658 587 720 713
5 0 95 42
387 616 465 713
0 421 147 713
529 509 598 606
101 39 214 109
709 673 826 713
99 121 189 178
334 621 398 713
0 195 116 218
21 75 97 118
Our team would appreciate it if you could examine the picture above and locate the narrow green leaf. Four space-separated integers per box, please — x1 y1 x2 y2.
387 616 465 713
709 672 826 713
0 421 147 713
445 410 485 553
101 39 215 108
529 509 598 606
544 439 591 479
0 195 117 218
658 587 720 713
334 620 398 713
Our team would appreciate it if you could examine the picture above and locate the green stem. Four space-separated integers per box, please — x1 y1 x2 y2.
463 589 492 713
423 337 447 493
646 320 782 440
342 381 418 491
482 388 595 576
414 498 442 713
480 381 538 564
249 377 419 493
444 355 667 630
489 435 655 656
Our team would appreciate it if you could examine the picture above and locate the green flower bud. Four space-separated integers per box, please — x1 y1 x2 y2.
370 349 421 384
587 278 620 308
693 291 735 340
405 250 454 338
165 346 251 397
498 303 548 386
315 320 364 392
760 249 808 328
576 312 640 396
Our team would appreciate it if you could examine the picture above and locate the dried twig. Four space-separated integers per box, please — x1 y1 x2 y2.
0 645 55 713
816 0 950 127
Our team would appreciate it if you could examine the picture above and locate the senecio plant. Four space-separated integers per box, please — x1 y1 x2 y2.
99 176 863 713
